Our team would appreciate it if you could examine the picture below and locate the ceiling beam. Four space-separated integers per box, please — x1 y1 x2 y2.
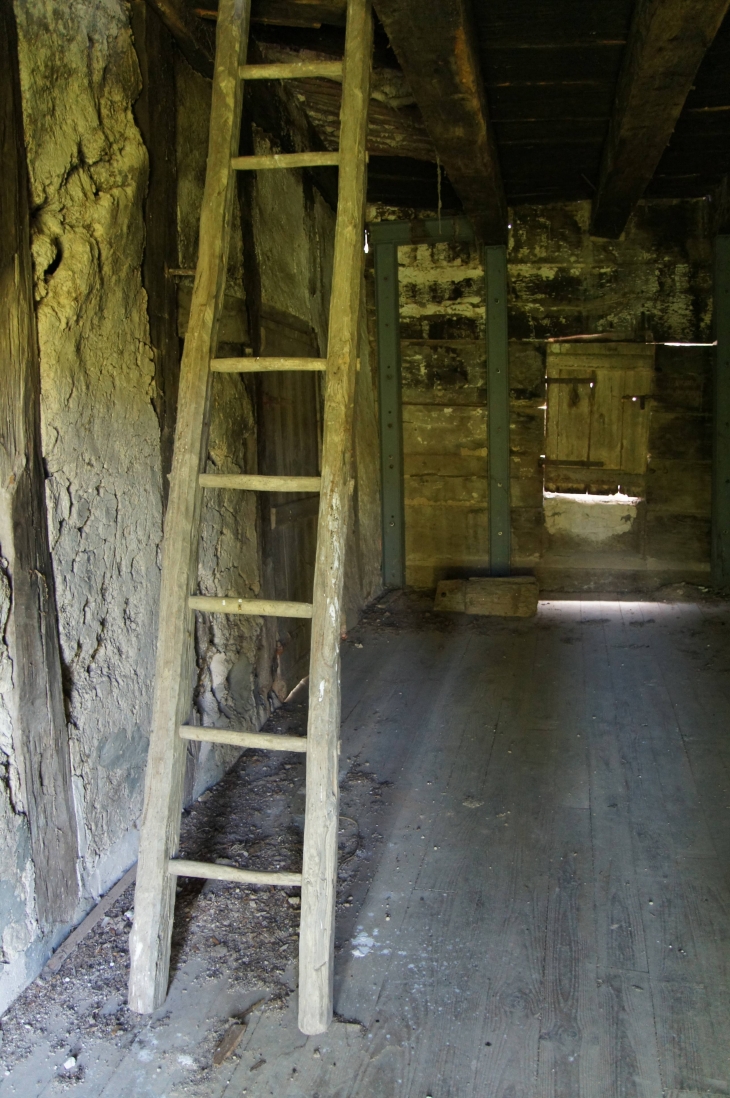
143 0 214 77
194 0 348 29
591 0 730 238
373 0 507 243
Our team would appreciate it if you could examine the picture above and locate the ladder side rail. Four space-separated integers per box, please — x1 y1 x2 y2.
128 0 251 1014
298 0 373 1037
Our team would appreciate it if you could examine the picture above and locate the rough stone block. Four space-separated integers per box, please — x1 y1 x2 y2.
434 576 539 617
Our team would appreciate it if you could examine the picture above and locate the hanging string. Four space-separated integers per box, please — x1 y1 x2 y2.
436 156 442 233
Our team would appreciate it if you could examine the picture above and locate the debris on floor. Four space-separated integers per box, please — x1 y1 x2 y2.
0 684 388 1084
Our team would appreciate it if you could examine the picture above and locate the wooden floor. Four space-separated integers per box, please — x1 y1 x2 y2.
3 597 730 1097
254 597 730 1098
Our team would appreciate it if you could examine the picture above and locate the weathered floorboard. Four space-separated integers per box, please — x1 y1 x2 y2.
7 597 730 1094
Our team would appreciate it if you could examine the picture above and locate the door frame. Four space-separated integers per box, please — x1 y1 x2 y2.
368 217 511 586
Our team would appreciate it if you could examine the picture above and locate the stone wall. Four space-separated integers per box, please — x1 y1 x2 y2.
369 198 713 591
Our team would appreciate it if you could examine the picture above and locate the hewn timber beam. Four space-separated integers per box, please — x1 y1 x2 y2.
131 2 181 512
0 0 79 927
591 0 730 238
143 0 214 77
374 0 507 243
144 0 349 74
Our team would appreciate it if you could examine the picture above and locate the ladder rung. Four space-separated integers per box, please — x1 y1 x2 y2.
169 859 302 887
180 727 308 752
189 596 313 618
212 356 327 372
199 473 321 492
240 62 343 81
231 152 340 171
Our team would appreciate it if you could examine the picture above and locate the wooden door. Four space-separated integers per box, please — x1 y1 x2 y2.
545 342 654 495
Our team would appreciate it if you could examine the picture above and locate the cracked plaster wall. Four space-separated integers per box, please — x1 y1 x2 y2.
0 0 162 1013
0 8 380 1014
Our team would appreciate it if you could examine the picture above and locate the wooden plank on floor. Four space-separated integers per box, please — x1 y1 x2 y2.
537 805 600 1098
338 625 549 1096
653 981 730 1095
596 967 664 1098
579 602 649 975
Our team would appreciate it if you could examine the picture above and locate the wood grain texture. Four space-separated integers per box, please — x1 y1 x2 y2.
211 355 326 370
188 595 313 616
591 0 730 237
293 78 436 161
251 0 347 26
131 1 181 514
179 726 308 750
0 0 79 927
127 0 250 1014
14 597 730 1092
168 859 302 885
44 865 137 975
143 0 215 77
373 0 507 243
298 0 372 1035
231 151 340 169
240 60 343 78
199 472 321 490
373 0 504 240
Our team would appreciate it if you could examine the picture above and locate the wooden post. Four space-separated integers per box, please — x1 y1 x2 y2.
485 244 511 576
374 241 405 588
298 0 372 1036
131 1 181 512
713 235 730 587
0 0 79 927
369 217 476 589
128 0 250 1014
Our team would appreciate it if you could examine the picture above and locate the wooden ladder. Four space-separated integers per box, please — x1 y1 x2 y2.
128 0 372 1036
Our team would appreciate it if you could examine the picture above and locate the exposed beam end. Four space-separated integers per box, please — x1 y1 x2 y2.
591 0 730 239
374 0 507 245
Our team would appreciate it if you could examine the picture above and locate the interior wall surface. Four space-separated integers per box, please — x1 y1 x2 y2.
369 199 712 591
0 0 162 1014
511 200 713 592
176 60 382 758
0 6 380 1014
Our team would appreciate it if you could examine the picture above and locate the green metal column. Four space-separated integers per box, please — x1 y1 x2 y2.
485 244 511 576
375 241 405 587
713 235 730 586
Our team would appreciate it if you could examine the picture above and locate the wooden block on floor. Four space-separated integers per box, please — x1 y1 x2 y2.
434 576 539 617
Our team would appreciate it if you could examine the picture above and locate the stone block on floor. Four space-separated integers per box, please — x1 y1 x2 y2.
434 576 539 617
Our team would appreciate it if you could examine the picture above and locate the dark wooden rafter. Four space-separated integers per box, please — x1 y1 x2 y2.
591 0 730 238
373 0 507 243
131 1 181 512
0 0 79 927
144 0 348 80
143 0 215 77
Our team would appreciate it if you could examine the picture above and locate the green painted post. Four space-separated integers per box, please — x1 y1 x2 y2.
375 241 405 587
485 245 511 576
713 235 730 587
